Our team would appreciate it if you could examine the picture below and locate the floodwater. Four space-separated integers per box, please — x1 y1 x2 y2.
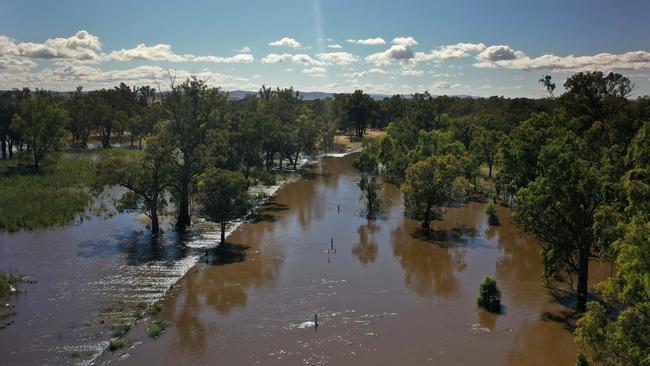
107 155 606 366
0 154 607 365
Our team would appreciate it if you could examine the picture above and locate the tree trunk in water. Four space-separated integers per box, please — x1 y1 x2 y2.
220 222 226 245
421 200 432 229
293 151 300 170
279 154 283 170
130 133 135 147
101 135 110 149
1 138 6 160
150 203 160 235
81 133 89 149
576 247 590 312
176 171 191 230
8 139 13 159
139 138 142 150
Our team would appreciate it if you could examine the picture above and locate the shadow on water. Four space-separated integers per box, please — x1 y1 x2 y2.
249 198 289 224
204 243 249 266
299 170 331 180
410 226 480 247
77 229 190 265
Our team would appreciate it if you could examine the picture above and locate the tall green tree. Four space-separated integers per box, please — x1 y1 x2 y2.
346 90 374 139
472 126 502 178
353 149 381 217
513 134 601 312
97 133 175 234
10 96 69 169
164 77 226 229
197 168 249 245
575 123 650 365
401 154 466 229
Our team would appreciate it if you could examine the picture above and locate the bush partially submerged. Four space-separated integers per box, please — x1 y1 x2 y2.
109 338 124 351
485 203 500 226
0 272 18 298
477 276 501 313
148 322 163 338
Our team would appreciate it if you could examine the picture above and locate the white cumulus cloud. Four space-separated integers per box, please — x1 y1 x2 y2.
346 37 386 45
269 37 301 48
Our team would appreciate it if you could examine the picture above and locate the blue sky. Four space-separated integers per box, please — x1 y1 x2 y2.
1 0 649 97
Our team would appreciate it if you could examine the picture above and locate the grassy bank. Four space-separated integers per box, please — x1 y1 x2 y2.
0 150 140 232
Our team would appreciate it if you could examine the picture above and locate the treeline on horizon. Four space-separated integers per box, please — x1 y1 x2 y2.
0 71 649 364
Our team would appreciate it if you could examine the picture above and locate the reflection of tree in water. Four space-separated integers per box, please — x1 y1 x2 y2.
352 221 380 264
491 207 543 307
391 222 467 298
167 243 284 356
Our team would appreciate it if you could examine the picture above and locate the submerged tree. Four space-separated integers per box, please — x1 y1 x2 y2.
197 168 249 245
401 154 466 229
97 133 175 235
575 124 650 365
353 149 381 217
477 276 501 313
164 77 226 229
513 134 601 312
10 95 69 169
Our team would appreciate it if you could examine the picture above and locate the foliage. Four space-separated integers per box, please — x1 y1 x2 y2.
401 153 466 229
0 272 19 298
109 338 125 351
353 149 381 217
477 276 501 313
513 134 601 311
97 132 175 234
148 323 163 338
485 203 500 225
10 95 70 168
197 168 250 245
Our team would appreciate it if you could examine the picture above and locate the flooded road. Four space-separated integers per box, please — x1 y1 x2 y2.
92 155 606 366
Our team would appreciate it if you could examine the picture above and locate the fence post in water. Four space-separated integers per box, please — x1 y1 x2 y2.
314 313 318 327
330 238 334 252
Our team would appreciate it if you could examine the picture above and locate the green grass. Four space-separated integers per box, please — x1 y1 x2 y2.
0 149 141 231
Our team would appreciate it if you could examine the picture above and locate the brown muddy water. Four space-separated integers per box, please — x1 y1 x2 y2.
1 154 607 365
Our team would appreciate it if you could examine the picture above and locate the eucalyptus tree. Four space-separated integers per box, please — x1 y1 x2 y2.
353 149 381 217
10 95 69 169
163 77 227 229
198 168 249 245
401 153 467 229
97 131 175 234
513 134 601 312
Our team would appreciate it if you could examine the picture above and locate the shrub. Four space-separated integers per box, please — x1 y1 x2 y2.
485 203 500 226
109 338 124 351
0 272 18 298
576 353 589 366
477 276 501 313
148 323 162 338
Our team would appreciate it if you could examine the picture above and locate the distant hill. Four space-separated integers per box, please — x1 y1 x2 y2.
0 89 478 101
225 90 480 100
226 90 395 100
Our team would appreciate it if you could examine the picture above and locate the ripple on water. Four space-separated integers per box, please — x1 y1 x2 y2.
56 178 295 365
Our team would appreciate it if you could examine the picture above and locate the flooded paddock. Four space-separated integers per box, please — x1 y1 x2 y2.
0 154 607 365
